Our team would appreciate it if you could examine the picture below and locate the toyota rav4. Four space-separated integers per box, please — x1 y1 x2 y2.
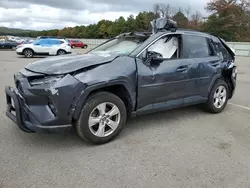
5 18 237 144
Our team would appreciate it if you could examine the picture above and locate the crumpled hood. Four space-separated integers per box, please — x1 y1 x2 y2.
24 52 119 75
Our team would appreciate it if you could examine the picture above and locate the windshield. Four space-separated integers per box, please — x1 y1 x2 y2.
89 37 143 55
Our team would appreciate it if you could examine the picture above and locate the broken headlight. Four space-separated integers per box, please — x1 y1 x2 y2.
29 75 63 86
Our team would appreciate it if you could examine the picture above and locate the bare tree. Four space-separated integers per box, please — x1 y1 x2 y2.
170 6 178 17
239 0 250 11
190 11 203 29
153 3 171 17
178 7 183 13
206 0 237 13
185 6 192 20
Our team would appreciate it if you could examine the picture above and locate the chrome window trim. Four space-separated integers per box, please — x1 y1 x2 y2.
135 32 211 58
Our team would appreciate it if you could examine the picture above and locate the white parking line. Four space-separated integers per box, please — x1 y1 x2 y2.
228 102 250 111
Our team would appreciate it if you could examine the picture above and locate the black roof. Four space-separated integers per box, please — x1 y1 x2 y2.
119 28 215 40
176 28 213 37
37 36 65 39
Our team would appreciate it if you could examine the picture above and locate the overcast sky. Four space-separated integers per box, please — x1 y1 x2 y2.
0 0 209 30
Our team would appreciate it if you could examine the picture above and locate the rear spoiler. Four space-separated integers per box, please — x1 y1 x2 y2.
219 38 235 60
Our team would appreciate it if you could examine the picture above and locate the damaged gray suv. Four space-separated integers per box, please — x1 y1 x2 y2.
5 18 237 144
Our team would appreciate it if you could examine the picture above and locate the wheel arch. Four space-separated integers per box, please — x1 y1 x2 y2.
22 48 34 54
57 49 66 54
208 73 234 99
73 81 135 121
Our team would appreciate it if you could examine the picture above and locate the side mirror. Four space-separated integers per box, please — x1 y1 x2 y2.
145 51 164 65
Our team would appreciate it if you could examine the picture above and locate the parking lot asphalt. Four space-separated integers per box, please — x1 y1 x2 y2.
0 50 250 188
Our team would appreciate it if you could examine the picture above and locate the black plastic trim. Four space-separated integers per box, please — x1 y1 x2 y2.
5 86 72 133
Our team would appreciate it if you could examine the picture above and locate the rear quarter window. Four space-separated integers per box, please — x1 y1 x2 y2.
48 40 61 45
212 37 233 62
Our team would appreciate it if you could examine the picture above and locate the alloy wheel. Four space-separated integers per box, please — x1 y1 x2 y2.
58 50 65 55
88 102 121 137
213 85 227 109
24 50 33 58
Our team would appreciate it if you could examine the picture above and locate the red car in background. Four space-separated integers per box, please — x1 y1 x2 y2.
69 39 88 49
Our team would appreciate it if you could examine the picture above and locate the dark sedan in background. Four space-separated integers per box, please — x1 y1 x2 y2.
0 40 19 50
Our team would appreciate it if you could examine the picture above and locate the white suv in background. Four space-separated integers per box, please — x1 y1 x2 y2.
16 38 72 58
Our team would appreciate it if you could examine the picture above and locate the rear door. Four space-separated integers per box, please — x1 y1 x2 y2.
48 39 61 54
182 34 221 102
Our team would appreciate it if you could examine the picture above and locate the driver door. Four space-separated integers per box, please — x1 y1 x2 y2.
136 34 191 113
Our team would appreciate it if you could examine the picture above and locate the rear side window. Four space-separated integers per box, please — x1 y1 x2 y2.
212 37 233 61
182 35 214 58
48 40 60 45
38 39 50 45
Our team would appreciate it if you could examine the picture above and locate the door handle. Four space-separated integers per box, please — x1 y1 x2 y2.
176 66 188 72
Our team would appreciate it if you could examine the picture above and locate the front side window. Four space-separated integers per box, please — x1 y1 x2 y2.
182 35 213 58
147 35 179 59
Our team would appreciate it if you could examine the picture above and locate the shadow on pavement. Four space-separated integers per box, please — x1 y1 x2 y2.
10 105 209 149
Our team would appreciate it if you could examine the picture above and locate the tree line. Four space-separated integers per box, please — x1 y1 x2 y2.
7 0 250 42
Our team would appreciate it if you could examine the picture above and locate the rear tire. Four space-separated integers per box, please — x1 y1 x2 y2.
23 49 33 58
57 49 66 55
71 45 75 49
76 91 127 145
205 79 229 113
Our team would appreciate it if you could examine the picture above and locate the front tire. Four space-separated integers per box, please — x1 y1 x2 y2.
76 92 127 145
23 49 33 58
71 45 75 49
205 79 229 113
